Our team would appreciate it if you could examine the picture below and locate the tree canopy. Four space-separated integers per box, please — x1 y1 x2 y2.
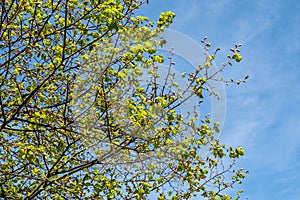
0 0 247 199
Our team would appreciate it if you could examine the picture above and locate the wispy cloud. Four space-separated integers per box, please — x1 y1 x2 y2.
144 0 300 198
233 0 281 43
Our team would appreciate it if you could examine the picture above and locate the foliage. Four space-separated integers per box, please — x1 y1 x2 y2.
0 0 247 199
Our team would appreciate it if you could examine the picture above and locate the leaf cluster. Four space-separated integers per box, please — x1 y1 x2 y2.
0 0 247 199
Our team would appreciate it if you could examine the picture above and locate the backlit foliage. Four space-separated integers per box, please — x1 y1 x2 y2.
0 0 247 199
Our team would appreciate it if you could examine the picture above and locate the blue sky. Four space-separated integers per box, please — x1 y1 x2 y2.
139 0 300 199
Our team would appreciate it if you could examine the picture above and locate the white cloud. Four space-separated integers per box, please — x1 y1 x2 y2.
233 1 281 43
144 0 300 198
